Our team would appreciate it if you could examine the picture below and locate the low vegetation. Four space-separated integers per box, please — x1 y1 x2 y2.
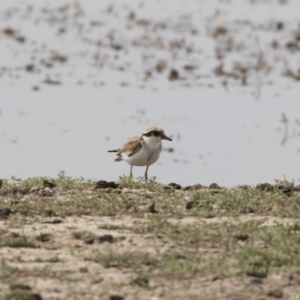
0 174 299 299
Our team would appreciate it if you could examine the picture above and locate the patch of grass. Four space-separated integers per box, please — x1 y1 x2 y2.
21 177 44 188
60 269 79 282
47 256 62 263
9 193 125 219
131 217 300 277
91 275 104 284
1 235 37 248
159 251 201 279
184 188 300 218
87 249 158 269
60 194 124 217
118 175 159 190
131 273 150 287
98 224 126 230
72 230 96 240
21 171 96 190
5 290 35 300
0 263 16 280
20 266 76 282
56 171 96 190
200 255 239 277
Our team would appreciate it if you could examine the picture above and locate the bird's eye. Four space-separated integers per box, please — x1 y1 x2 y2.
152 130 160 137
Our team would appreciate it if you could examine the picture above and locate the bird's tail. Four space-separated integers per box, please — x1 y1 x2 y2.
108 149 122 162
114 156 123 162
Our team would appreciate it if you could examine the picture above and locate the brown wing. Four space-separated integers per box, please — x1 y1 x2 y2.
108 135 142 157
119 138 142 157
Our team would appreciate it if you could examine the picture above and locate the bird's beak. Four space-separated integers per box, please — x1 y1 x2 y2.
162 134 172 141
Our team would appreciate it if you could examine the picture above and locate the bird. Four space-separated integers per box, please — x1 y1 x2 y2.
108 126 172 180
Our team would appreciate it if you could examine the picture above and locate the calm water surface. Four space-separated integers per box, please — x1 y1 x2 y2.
1 0 300 186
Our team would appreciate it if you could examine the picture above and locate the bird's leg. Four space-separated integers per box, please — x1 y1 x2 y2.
144 166 149 181
129 166 133 178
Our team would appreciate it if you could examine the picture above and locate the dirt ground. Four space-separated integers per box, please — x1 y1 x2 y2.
1 178 300 300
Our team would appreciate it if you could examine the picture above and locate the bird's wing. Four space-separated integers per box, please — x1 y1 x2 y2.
120 138 143 157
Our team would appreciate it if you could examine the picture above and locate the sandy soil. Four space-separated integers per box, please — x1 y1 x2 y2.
1 178 300 300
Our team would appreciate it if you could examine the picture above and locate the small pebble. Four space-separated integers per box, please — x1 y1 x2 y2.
36 233 52 242
99 234 114 243
95 180 118 189
0 208 13 219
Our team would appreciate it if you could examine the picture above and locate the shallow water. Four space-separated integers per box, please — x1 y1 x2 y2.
1 0 300 186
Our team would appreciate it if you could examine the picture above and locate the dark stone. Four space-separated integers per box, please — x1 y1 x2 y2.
163 185 172 190
186 201 196 210
28 294 43 300
50 53 67 63
10 232 20 238
240 207 255 214
32 86 40 91
132 275 149 287
233 234 249 241
209 183 220 189
83 237 94 244
3 27 15 36
276 184 293 197
192 184 204 190
211 275 221 281
15 36 26 43
44 78 61 85
184 184 207 190
168 183 181 190
95 180 119 189
79 267 88 273
251 278 263 284
281 188 292 197
183 186 192 191
110 296 124 300
156 60 167 73
36 233 52 242
293 185 300 192
42 218 63 224
0 179 2 190
52 219 63 224
205 214 215 218
169 69 180 81
266 287 283 298
43 179 56 188
0 207 13 219
111 44 123 51
276 22 284 31
147 201 157 213
246 271 267 278
26 64 35 72
44 210 55 217
256 183 274 192
10 283 32 291
12 187 30 195
99 234 114 243
34 258 43 263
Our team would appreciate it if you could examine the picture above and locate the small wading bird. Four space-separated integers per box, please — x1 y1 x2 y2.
108 126 172 180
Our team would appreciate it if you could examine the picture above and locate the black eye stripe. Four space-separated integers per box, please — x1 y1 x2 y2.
143 130 161 137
